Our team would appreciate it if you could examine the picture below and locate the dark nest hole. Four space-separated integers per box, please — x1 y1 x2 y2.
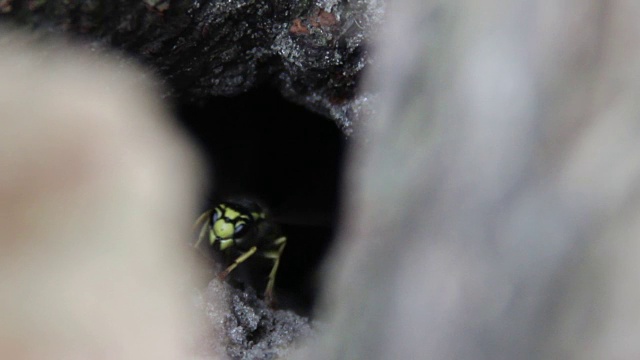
178 87 345 316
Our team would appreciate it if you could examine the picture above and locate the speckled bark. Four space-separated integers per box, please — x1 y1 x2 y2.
0 0 383 134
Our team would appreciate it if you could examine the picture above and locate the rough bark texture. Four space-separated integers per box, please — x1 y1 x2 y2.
304 1 640 359
0 0 383 134
196 280 315 360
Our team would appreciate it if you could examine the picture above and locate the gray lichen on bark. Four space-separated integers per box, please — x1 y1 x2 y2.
196 280 315 360
0 0 384 134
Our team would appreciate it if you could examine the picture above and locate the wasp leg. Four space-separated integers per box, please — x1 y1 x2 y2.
262 236 287 305
193 210 212 249
218 246 258 280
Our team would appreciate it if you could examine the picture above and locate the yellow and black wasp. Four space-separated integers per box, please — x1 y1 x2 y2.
194 198 287 305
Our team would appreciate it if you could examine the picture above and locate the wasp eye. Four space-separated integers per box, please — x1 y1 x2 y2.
211 209 221 223
234 222 249 237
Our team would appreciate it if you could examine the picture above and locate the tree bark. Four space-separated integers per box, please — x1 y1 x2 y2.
0 0 383 134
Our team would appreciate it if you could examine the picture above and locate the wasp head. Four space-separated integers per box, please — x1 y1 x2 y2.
209 202 253 250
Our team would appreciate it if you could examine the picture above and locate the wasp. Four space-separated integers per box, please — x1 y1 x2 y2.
194 198 287 305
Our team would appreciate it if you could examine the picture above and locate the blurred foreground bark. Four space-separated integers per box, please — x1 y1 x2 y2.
0 30 215 359
306 1 640 359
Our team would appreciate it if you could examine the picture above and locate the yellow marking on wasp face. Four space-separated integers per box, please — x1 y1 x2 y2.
208 228 217 245
224 207 242 220
212 219 235 239
219 239 234 250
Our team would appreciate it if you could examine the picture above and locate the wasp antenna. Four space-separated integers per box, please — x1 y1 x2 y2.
193 210 212 230
193 210 212 249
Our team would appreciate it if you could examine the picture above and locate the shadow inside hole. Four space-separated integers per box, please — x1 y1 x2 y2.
178 86 345 315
